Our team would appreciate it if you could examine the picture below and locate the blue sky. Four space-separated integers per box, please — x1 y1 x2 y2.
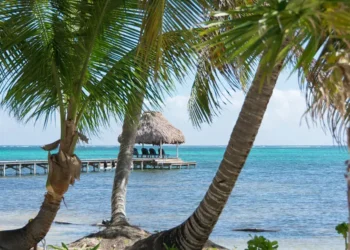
0 70 335 146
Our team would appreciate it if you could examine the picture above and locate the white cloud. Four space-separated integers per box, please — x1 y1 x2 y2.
257 89 332 145
163 95 190 122
0 109 121 146
262 89 305 127
0 88 334 146
0 109 59 145
159 88 333 145
226 91 245 111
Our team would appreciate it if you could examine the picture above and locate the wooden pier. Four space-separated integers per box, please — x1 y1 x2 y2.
0 158 196 177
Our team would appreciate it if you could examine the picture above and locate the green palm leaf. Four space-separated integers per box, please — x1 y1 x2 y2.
196 0 350 137
0 0 206 137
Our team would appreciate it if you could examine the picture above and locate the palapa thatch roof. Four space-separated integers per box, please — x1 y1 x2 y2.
118 111 185 145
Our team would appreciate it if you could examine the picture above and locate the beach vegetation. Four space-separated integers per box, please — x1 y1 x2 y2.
245 235 278 250
127 0 350 249
49 242 100 250
164 243 179 250
109 0 239 228
0 0 348 249
336 222 349 250
109 0 213 226
0 0 187 248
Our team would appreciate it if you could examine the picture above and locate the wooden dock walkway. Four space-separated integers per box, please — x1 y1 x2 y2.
0 158 196 177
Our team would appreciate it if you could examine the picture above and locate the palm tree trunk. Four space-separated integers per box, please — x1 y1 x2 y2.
128 59 284 250
0 193 62 250
111 95 145 226
0 121 80 250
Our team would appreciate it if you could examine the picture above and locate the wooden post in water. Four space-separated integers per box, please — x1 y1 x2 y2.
19 164 22 176
141 161 144 170
176 143 179 158
3 165 5 177
160 140 163 159
33 163 36 175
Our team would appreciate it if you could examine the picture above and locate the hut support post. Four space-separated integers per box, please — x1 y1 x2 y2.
176 143 179 158
33 163 36 175
3 165 5 177
88 162 92 172
160 141 163 159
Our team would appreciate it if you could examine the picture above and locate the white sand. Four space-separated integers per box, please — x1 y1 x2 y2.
212 237 344 250
0 213 344 249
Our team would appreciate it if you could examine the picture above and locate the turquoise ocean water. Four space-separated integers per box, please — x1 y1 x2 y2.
0 145 347 249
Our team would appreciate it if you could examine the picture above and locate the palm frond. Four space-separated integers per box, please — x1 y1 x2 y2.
197 0 350 136
137 0 210 76
0 0 212 137
187 0 257 127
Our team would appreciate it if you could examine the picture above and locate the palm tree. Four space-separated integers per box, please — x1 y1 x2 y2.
297 5 350 249
0 1 172 248
110 0 240 226
129 50 286 250
111 28 198 225
128 0 350 249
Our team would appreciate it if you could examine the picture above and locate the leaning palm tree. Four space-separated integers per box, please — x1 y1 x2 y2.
0 1 169 249
128 0 350 249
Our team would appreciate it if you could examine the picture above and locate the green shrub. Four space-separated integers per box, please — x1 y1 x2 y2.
48 242 100 250
245 235 278 250
336 222 349 250
163 243 179 250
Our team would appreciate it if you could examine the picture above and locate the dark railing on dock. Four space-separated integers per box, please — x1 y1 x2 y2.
0 158 196 177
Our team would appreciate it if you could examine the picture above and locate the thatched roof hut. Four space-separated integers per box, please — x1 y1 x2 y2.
118 111 185 146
